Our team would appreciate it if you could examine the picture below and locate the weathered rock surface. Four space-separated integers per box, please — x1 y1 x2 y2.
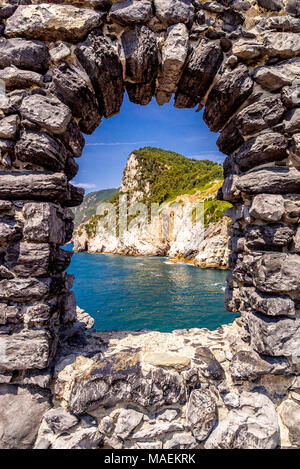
0 115 18 140
50 63 102 135
75 31 124 118
254 58 300 92
154 0 195 26
0 38 49 73
20 94 72 136
175 39 223 108
122 25 158 105
156 23 189 105
5 4 104 42
0 66 43 91
249 194 285 222
224 132 287 175
0 0 299 451
108 0 153 25
15 130 67 172
0 384 51 449
247 312 300 357
186 389 217 441
263 32 300 59
205 392 280 449
279 400 300 446
204 64 253 131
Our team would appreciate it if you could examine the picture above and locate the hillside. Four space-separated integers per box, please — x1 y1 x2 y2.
73 148 230 269
113 147 224 205
73 188 119 228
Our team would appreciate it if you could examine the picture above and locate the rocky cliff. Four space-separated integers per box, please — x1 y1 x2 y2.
73 148 230 269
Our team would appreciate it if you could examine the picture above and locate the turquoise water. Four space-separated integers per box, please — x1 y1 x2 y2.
66 247 234 332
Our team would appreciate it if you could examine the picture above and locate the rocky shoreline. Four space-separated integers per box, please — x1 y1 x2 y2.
73 217 230 270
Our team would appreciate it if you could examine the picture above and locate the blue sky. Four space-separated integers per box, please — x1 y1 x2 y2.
73 92 224 193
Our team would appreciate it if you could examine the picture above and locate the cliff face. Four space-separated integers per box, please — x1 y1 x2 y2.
73 149 230 268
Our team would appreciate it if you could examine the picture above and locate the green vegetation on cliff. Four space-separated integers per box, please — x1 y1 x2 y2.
120 147 224 205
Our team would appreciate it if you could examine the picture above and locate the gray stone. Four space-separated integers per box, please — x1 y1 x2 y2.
22 202 65 245
43 408 78 434
205 392 280 449
20 94 72 136
282 85 300 109
154 0 195 26
0 303 20 325
4 242 52 278
238 168 300 197
5 4 104 42
0 216 21 243
217 96 285 154
122 25 158 106
245 223 294 249
75 31 124 118
186 389 217 441
51 426 102 449
0 115 19 140
59 119 85 158
50 63 102 135
0 38 49 73
230 350 291 381
108 0 153 25
115 409 143 439
63 353 185 414
232 38 266 61
279 400 300 445
34 438 51 449
0 172 70 204
0 66 43 91
254 58 300 92
239 286 296 317
204 64 253 132
193 346 225 380
0 328 52 371
24 304 52 327
164 432 198 449
233 252 300 293
175 39 223 109
286 0 300 17
0 384 51 449
283 108 300 134
247 312 300 357
131 421 184 439
15 130 67 172
257 0 283 10
156 23 189 105
250 194 285 222
0 277 51 303
225 132 287 175
264 32 300 59
223 392 240 408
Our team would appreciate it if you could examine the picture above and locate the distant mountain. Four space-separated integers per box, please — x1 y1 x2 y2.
73 188 119 228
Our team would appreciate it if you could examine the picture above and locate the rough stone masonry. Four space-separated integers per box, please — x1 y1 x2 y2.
0 0 299 450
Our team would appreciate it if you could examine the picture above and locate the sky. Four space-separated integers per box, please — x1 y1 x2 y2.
73 92 225 193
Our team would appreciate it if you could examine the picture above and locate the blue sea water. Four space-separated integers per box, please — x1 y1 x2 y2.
65 246 234 333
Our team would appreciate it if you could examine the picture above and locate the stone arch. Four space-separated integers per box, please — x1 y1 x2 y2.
0 0 299 449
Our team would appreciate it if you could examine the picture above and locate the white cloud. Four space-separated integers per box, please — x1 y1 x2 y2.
74 183 97 189
86 140 157 147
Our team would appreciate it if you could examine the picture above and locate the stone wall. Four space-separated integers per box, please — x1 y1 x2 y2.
0 0 299 449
